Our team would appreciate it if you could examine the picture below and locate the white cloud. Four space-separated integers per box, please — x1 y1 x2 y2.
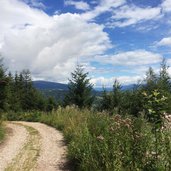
0 0 51 41
64 0 90 11
156 37 171 47
108 5 162 28
102 50 162 66
82 0 126 20
24 0 46 9
0 0 111 82
91 75 142 87
162 0 171 13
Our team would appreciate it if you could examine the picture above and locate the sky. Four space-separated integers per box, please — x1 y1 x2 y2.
0 0 171 87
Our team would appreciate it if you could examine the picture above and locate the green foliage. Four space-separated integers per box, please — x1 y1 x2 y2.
120 86 144 117
112 79 122 109
6 111 42 122
142 89 167 128
0 59 56 113
64 65 94 108
39 107 171 171
100 79 122 114
46 97 57 112
0 126 5 143
99 88 112 112
99 59 171 117
0 58 9 111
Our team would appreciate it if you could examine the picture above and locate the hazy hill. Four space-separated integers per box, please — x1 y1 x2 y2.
33 81 135 101
33 80 135 91
33 81 68 90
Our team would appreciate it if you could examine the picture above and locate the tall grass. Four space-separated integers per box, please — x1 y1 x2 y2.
39 107 171 171
0 118 5 143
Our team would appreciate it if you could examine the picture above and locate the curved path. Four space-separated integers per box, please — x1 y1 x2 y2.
0 122 68 171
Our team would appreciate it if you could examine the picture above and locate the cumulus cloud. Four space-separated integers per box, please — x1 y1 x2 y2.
64 0 90 11
0 0 51 41
162 0 171 13
156 37 171 47
0 0 111 82
101 50 162 66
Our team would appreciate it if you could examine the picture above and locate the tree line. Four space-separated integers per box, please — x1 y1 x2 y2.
0 58 56 113
99 59 171 117
1 57 171 121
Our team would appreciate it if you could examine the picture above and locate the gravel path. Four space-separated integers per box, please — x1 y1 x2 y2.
0 123 28 171
0 122 68 171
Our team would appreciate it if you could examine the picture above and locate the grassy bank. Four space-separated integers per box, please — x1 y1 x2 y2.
0 120 5 143
39 107 171 171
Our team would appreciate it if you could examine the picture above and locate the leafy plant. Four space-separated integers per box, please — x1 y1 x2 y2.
142 89 167 129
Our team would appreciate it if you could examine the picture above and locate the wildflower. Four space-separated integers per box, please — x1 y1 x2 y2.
115 122 121 128
151 151 157 156
142 91 147 96
125 124 130 129
123 118 132 125
96 135 104 141
109 126 115 132
112 114 121 122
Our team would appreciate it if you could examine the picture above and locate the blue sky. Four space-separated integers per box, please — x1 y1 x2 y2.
0 0 171 87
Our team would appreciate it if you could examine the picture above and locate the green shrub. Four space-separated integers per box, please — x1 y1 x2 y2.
6 111 42 122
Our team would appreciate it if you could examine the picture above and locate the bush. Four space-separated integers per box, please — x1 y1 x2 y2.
6 111 42 122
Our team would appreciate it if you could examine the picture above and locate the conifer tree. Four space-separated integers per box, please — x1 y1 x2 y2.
158 58 171 92
0 58 8 111
21 69 38 110
144 67 158 92
65 65 94 108
112 79 122 113
100 88 112 111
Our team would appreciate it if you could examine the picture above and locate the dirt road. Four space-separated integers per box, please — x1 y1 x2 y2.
0 122 68 171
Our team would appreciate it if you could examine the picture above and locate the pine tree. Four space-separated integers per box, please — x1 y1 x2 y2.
0 58 8 111
158 58 171 112
21 69 38 110
65 65 94 108
158 58 171 92
112 79 122 113
100 87 112 111
46 97 56 111
144 67 158 92
100 80 122 114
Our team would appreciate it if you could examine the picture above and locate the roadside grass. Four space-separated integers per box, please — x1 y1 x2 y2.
39 107 171 171
0 119 5 143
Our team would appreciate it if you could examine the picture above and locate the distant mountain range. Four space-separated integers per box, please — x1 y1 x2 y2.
33 80 135 91
95 84 136 91
33 81 68 91
33 80 136 101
